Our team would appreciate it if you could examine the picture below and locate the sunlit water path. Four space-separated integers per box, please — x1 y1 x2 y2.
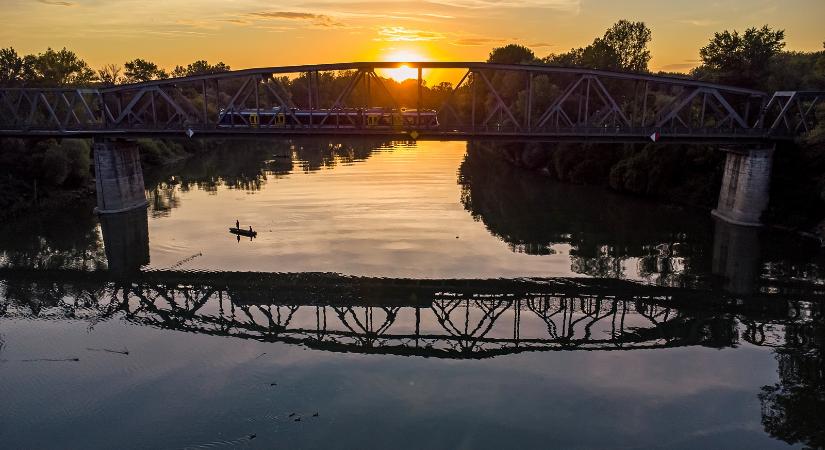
146 140 583 277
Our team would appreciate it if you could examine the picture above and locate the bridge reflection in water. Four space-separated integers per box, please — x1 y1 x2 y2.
0 269 817 359
1 270 823 446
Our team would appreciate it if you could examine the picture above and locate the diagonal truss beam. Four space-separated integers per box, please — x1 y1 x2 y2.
478 70 521 131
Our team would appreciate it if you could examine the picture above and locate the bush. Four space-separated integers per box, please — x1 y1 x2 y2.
137 139 187 166
40 142 70 185
61 139 91 186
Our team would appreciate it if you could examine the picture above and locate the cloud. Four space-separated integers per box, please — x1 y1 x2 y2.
430 0 580 11
658 60 701 72
375 26 445 42
37 0 74 6
419 13 455 19
249 11 343 27
528 42 552 48
219 18 250 25
452 37 505 46
676 19 717 27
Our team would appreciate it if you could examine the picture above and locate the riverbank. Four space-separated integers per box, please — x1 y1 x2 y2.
0 138 213 220
490 140 825 235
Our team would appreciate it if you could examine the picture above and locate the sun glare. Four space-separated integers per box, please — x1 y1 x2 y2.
380 49 426 82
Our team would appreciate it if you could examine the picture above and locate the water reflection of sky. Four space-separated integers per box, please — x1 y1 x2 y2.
1 138 823 449
1 139 822 289
144 141 579 277
0 316 788 450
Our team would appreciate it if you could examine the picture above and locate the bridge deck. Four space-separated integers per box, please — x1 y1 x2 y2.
0 127 778 144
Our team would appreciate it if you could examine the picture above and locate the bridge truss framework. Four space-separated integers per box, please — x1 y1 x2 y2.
1 62 821 142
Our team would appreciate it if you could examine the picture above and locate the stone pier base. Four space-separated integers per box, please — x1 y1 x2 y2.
99 205 150 275
93 139 147 214
711 147 774 227
711 218 761 296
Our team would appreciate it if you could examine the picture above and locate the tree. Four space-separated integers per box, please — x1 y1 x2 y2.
601 20 652 72
696 25 785 88
123 59 167 83
0 47 26 86
758 324 825 449
487 44 536 65
61 139 91 186
544 39 621 71
171 60 230 78
818 41 825 80
543 20 651 72
97 64 122 86
27 47 97 86
578 38 623 71
39 141 70 186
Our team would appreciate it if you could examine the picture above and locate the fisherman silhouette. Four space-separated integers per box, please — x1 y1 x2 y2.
236 219 240 229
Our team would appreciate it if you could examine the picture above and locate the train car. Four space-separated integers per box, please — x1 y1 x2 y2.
217 107 438 129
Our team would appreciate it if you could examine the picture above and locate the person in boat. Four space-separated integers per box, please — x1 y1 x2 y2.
249 225 253 233
236 219 240 229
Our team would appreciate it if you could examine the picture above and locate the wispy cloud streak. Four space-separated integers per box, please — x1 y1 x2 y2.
249 11 344 27
37 0 75 6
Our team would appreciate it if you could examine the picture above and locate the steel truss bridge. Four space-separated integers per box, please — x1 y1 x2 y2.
1 271 818 359
0 62 822 142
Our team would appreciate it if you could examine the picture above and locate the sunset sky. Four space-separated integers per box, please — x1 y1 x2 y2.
1 0 823 76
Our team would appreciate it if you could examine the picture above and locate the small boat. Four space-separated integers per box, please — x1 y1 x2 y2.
229 227 257 238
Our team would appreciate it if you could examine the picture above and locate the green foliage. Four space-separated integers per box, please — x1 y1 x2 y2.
758 342 825 449
34 139 92 186
762 51 825 92
26 47 97 86
544 20 652 72
0 47 26 85
607 145 723 206
487 45 536 65
124 59 168 83
601 20 653 72
695 25 785 89
40 142 70 185
0 138 91 194
0 47 98 86
572 39 622 71
97 64 122 86
61 140 91 186
172 60 230 78
497 142 724 208
136 139 186 166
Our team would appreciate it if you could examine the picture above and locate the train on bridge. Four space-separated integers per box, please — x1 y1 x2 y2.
217 107 439 129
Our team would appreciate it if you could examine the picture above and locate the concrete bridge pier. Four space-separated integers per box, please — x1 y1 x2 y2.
711 218 762 296
93 138 147 214
99 205 150 275
711 146 774 227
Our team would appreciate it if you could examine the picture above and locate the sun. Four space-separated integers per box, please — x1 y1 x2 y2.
380 49 427 82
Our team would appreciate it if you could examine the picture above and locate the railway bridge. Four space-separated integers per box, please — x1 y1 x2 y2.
1 61 823 225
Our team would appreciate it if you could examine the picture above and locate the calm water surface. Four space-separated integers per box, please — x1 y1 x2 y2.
0 139 823 449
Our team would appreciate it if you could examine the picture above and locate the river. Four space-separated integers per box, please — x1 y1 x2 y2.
0 138 822 449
